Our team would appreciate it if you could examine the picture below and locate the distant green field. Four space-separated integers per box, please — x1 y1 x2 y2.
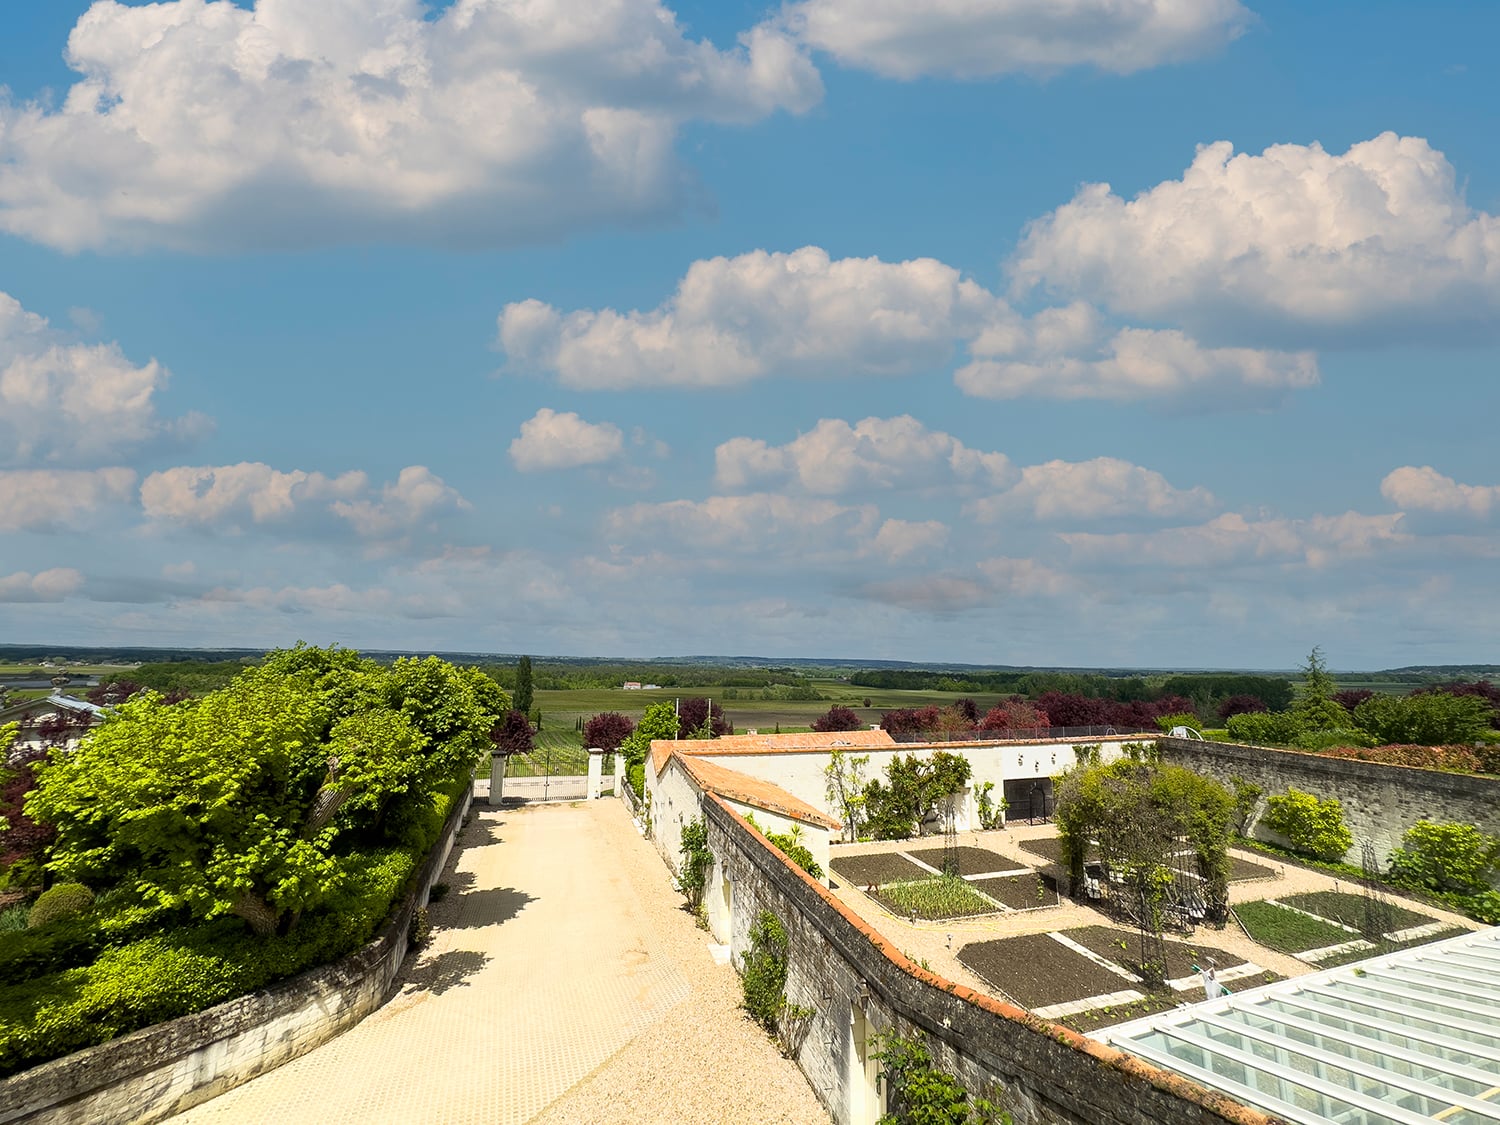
0 664 134 677
532 680 1019 735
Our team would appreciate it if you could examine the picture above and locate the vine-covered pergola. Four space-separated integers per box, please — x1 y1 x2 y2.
1055 760 1234 982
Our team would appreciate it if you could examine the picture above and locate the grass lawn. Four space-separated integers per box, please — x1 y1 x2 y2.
1234 900 1353 954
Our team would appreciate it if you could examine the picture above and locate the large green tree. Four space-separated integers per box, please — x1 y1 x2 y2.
27 647 505 937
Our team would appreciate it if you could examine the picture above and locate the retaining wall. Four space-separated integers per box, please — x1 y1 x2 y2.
0 784 474 1125
703 795 1272 1125
1156 736 1500 865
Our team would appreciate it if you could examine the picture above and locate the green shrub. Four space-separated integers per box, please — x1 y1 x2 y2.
0 905 28 933
740 909 790 1032
1291 729 1378 752
28 884 95 929
1388 821 1500 895
875 1033 1009 1125
1460 890 1500 924
1262 788 1353 861
763 831 823 879
0 916 102 985
1226 710 1305 745
1353 692 1495 746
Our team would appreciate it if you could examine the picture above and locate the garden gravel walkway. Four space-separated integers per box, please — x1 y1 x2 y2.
171 799 828 1125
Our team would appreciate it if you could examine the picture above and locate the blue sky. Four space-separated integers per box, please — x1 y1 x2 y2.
1 0 1497 668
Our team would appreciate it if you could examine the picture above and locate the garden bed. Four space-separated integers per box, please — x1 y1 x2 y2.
905 846 1017 876
1233 900 1352 954
1227 855 1277 882
958 934 1130 1008
971 874 1059 910
873 877 999 921
1018 838 1068 866
1063 925 1247 981
1279 890 1431 932
830 853 928 888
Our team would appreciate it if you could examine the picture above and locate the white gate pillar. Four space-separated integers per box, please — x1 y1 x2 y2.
613 752 625 797
586 747 605 800
489 753 506 805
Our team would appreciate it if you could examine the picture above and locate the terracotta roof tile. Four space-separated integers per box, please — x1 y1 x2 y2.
676 754 841 831
651 728 895 773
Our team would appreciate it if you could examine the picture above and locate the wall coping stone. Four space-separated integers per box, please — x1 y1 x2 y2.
1158 736 1500 798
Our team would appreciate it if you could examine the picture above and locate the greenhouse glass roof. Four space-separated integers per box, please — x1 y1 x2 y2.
1101 928 1500 1125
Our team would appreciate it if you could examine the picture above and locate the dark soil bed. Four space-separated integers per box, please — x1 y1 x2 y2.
1018 838 1066 865
972 874 1060 910
905 846 1018 876
1281 890 1432 932
830 853 928 888
1063 925 1247 982
1228 855 1277 882
958 934 1130 1008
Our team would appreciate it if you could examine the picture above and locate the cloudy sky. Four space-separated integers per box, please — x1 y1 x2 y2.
1 0 1497 668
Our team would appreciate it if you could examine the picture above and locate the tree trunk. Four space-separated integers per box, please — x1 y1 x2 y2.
230 891 280 937
303 783 354 839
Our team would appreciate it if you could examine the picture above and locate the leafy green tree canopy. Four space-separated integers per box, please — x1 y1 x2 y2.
27 646 505 937
512 655 534 716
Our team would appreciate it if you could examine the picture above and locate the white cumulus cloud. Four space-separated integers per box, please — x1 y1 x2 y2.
1063 511 1409 569
501 246 1312 403
499 246 1004 388
0 0 822 252
715 415 1014 494
0 291 205 465
0 568 84 603
605 492 877 552
868 518 949 561
0 468 137 530
1011 133 1500 340
957 302 1318 401
509 408 625 471
330 466 471 537
1382 466 1499 518
783 0 1250 80
969 457 1216 522
140 461 466 537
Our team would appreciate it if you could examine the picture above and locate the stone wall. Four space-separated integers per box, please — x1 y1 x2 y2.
703 795 1271 1125
0 785 474 1125
1157 736 1500 865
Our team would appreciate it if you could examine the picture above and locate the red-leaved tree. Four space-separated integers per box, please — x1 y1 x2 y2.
1218 694 1269 720
979 700 1051 733
491 709 535 755
880 705 941 737
678 697 731 738
583 711 635 751
811 705 862 732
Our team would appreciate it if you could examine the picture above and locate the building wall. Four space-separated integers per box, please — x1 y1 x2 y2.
691 737 1137 835
703 796 1270 1125
1157 736 1500 865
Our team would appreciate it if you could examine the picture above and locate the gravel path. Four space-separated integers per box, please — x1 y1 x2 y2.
172 799 828 1125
